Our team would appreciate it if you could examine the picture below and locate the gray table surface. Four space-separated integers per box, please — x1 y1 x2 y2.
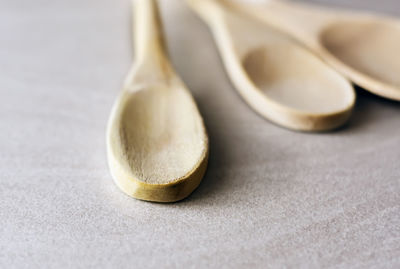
1 0 399 268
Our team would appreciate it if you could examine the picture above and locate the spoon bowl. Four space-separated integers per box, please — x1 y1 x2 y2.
243 44 354 114
118 85 207 185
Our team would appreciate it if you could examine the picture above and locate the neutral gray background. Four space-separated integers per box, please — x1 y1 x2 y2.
1 0 399 268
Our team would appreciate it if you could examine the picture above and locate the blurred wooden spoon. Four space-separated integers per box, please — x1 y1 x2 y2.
187 0 355 131
107 0 208 202
226 0 400 101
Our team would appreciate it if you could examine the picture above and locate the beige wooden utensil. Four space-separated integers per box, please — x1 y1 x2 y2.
107 0 208 202
186 0 355 131
225 0 400 101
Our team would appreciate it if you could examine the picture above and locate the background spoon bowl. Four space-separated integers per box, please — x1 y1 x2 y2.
227 0 400 100
320 20 400 89
243 44 354 114
187 0 355 131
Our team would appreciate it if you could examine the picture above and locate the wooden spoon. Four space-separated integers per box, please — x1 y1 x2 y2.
225 0 400 101
106 0 208 202
186 0 355 131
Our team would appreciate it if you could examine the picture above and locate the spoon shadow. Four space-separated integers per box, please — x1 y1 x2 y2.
345 85 400 131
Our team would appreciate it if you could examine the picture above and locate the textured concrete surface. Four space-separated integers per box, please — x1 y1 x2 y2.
0 0 399 268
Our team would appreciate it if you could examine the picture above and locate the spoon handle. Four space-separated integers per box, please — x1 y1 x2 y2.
128 0 173 84
187 0 224 24
223 0 336 49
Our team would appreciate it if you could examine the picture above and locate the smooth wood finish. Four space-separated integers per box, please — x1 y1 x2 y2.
106 0 208 202
187 0 355 131
225 0 400 101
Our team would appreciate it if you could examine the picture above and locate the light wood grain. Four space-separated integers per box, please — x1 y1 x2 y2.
226 0 400 101
186 0 355 131
106 0 208 202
